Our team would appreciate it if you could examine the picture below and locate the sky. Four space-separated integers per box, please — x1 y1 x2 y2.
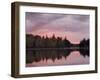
26 12 89 44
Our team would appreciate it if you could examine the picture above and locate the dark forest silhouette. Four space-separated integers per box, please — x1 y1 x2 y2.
26 34 89 64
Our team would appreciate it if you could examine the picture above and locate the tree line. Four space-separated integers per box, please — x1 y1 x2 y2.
26 34 89 48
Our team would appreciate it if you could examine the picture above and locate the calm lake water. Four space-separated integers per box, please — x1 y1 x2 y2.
26 49 89 67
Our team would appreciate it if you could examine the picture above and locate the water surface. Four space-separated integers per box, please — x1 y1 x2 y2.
26 49 89 67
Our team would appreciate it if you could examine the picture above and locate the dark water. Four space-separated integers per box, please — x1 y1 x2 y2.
26 49 89 67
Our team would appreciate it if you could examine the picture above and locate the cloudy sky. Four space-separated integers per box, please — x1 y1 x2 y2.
26 12 89 44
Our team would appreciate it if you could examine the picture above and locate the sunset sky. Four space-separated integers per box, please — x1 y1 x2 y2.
26 12 89 44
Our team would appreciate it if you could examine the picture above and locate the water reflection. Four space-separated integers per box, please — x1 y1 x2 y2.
26 49 89 67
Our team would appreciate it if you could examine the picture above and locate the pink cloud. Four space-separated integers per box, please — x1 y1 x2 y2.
26 12 89 44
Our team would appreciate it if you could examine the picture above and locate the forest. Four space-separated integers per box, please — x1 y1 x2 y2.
26 34 89 49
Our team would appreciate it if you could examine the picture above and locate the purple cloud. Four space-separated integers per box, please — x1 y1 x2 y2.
25 12 89 43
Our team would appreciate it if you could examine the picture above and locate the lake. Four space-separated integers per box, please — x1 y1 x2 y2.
26 49 89 67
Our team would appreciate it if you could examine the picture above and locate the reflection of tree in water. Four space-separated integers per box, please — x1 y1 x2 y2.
26 34 89 64
79 49 89 57
26 49 89 64
26 49 71 63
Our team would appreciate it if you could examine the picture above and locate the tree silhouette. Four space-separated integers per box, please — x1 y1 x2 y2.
26 34 89 48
